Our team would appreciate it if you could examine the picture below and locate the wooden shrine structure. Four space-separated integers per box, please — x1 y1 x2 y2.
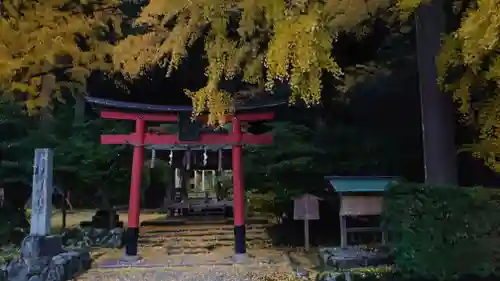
86 97 280 259
325 176 398 248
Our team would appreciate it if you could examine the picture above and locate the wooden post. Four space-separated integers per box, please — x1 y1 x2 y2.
194 170 199 190
202 170 206 191
339 194 347 248
381 220 388 245
340 216 347 248
304 218 310 251
304 198 310 251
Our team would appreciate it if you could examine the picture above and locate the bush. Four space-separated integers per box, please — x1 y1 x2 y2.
383 182 500 280
246 190 278 215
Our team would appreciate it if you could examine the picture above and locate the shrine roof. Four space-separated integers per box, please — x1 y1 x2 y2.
325 176 399 193
85 96 287 114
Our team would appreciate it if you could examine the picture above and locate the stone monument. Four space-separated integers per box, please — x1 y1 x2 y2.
31 148 55 235
6 149 92 281
22 149 63 264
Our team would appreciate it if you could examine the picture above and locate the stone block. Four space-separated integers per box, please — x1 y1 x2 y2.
319 246 390 269
90 209 121 229
6 234 92 281
20 235 63 259
0 268 7 281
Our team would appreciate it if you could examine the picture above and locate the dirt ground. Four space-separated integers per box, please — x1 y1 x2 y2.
50 209 165 231
287 248 322 270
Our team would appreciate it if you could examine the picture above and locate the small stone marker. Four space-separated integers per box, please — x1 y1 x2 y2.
30 148 54 236
293 194 322 251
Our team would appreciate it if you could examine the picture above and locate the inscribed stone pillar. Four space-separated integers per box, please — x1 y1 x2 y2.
30 148 54 236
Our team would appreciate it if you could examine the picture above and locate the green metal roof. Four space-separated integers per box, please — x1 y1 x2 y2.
325 176 399 193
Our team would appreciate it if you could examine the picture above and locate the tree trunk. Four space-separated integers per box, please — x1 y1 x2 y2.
61 185 67 229
39 74 55 131
73 95 85 125
415 0 458 185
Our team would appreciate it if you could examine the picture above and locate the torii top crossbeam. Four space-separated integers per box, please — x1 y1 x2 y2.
86 97 280 147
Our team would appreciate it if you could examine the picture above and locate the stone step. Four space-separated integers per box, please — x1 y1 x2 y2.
137 221 272 255
139 235 270 244
137 216 272 255
141 231 267 238
141 227 267 237
165 243 270 253
139 231 270 239
140 217 270 227
142 225 268 232
142 240 271 251
141 223 268 233
167 241 270 249
167 248 210 255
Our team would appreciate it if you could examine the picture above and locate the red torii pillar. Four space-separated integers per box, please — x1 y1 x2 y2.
232 117 245 258
99 111 274 259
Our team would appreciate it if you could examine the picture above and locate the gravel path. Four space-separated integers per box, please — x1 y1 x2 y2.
77 265 296 281
79 248 295 281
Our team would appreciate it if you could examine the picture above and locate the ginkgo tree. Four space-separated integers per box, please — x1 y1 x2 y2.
397 0 500 171
0 0 122 113
113 0 393 124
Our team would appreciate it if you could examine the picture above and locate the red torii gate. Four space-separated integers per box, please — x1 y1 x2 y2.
99 109 274 260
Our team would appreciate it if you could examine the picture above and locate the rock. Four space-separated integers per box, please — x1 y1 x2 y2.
0 267 7 281
81 227 92 235
19 235 63 277
61 228 82 245
21 235 63 259
318 272 341 281
61 226 124 249
68 249 91 272
27 274 43 281
295 268 309 280
5 234 94 281
45 260 64 281
90 209 121 229
108 228 123 248
318 246 390 269
6 260 29 281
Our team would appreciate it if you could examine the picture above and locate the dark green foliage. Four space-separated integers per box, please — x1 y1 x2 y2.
243 117 414 217
39 107 132 206
141 159 172 206
48 109 130 204
0 100 132 207
383 182 500 280
244 121 331 216
0 101 37 186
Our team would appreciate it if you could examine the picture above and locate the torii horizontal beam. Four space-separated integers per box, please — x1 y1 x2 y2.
101 111 275 122
101 133 273 145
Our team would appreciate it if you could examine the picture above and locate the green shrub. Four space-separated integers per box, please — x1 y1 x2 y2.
246 190 277 215
383 182 500 280
25 208 31 221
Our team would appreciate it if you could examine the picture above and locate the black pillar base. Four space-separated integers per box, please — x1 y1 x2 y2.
234 225 246 254
125 227 139 256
